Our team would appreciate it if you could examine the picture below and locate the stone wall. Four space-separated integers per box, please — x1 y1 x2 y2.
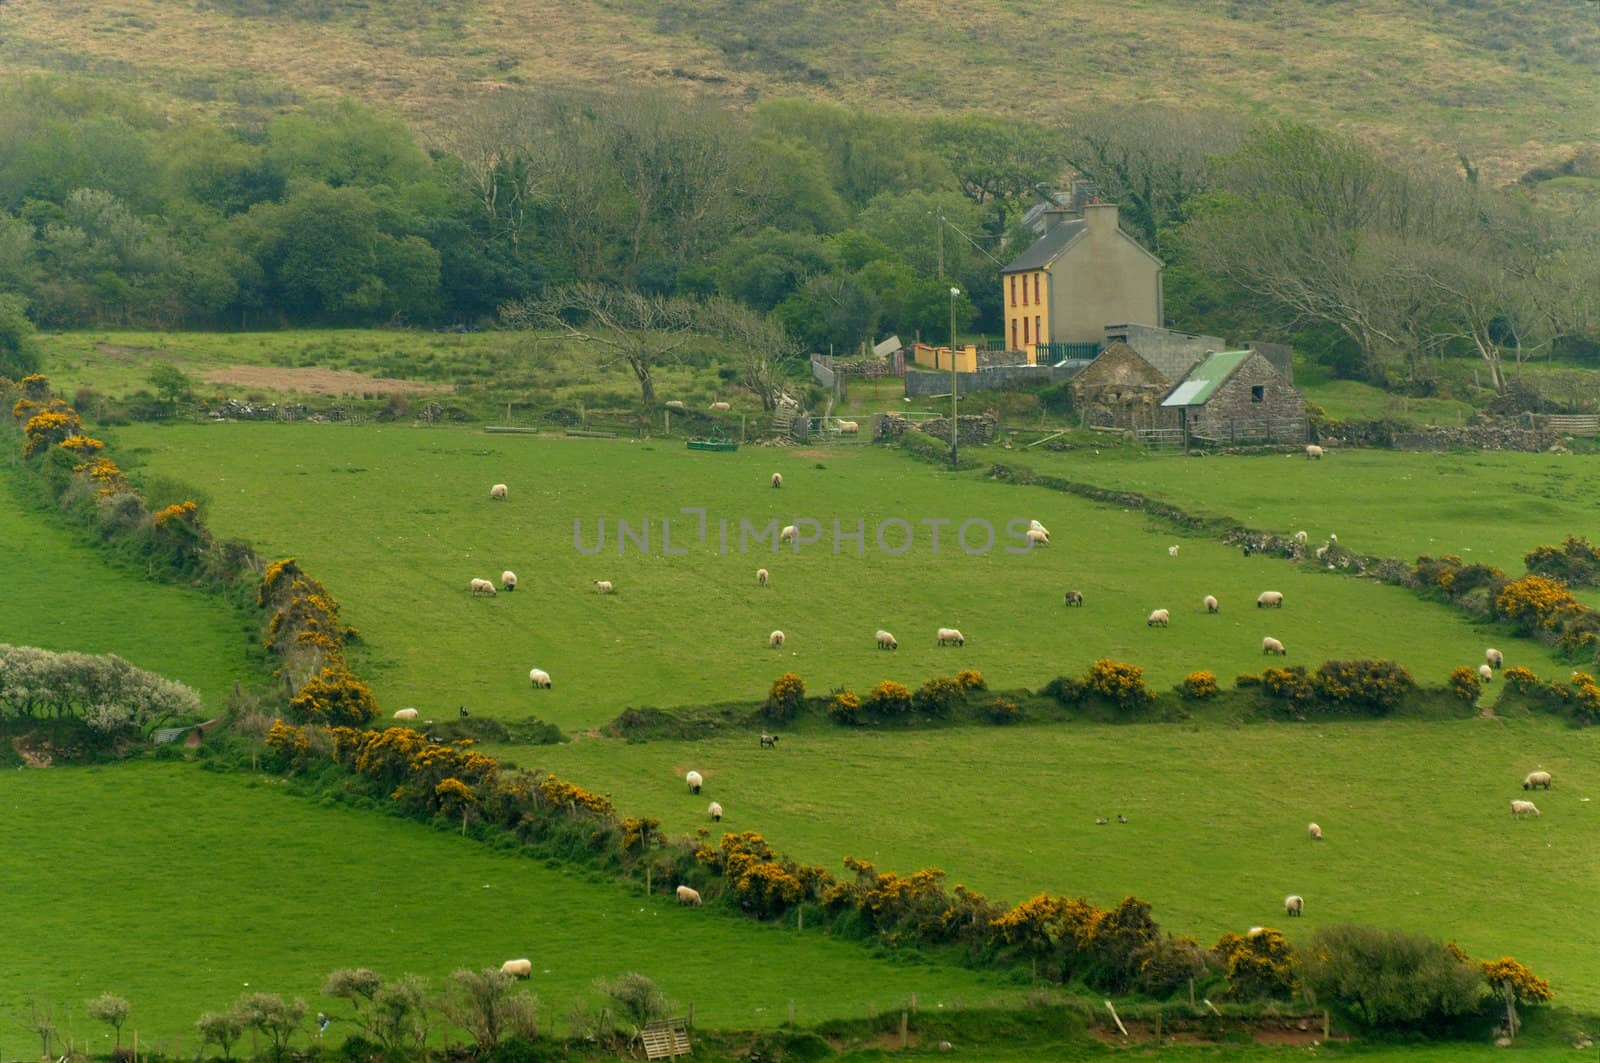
876 412 997 445
1189 356 1306 443
903 364 1078 397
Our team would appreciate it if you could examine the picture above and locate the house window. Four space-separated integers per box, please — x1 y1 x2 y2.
1009 275 1016 307
1023 318 1030 345
1251 385 1265 403
1011 319 1018 349
1035 316 1041 346
1033 273 1040 304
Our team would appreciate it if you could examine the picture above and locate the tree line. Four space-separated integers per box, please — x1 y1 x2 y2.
0 75 1595 392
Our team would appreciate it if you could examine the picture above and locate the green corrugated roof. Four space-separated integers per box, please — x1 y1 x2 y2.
1160 350 1252 407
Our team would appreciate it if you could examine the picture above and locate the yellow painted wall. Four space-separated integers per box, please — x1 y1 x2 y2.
913 343 980 372
1002 269 1050 357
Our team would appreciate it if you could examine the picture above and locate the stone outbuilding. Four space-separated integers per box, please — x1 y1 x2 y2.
1069 340 1174 430
1161 350 1307 445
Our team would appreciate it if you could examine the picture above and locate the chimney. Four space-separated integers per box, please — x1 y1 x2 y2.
1084 202 1117 236
1041 204 1070 233
1068 179 1096 213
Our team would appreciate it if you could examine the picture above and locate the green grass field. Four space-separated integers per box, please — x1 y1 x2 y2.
0 762 1020 1049
0 459 253 707
104 426 1573 729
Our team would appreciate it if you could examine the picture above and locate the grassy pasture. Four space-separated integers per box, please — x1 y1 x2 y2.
0 762 1018 1048
0 459 252 707
502 712 1600 1011
105 425 1572 728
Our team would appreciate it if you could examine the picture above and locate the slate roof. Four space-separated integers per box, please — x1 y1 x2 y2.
1160 350 1254 407
1001 219 1087 273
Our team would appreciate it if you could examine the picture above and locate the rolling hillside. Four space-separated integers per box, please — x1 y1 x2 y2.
2 0 1595 183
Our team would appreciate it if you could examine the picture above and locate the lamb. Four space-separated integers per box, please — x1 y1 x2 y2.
1308 822 1323 840
393 707 419 721
771 472 783 488
1523 771 1553 791
664 400 686 410
528 668 552 688
490 483 508 499
757 568 769 586
1026 528 1049 546
470 578 497 597
1262 636 1286 656
708 801 723 822
676 885 703 906
1485 648 1503 669
594 580 613 594
760 733 779 748
1510 799 1540 818
1029 519 1051 536
936 627 965 647
709 401 732 412
1063 590 1083 607
1168 545 1180 558
1478 664 1493 682
501 570 518 592
1257 591 1284 608
686 770 703 794
769 630 785 649
837 419 860 434
500 958 532 978
780 525 798 544
1306 444 1324 460
1284 894 1304 916
1147 608 1170 627
875 629 898 650
1204 595 1219 614
1294 530 1308 545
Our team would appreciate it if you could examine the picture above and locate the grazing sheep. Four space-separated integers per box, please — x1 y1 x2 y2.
500 958 532 978
757 568 769 586
501 570 518 592
1315 545 1328 560
1064 590 1084 607
1204 595 1219 614
1147 608 1170 627
1168 545 1180 558
1248 927 1266 936
780 524 798 544
709 401 732 412
837 419 860 434
490 483 508 500
1306 445 1324 460
1478 664 1494 682
708 801 722 822
771 472 783 488
664 400 686 410
936 627 966 647
1026 528 1050 546
875 629 898 650
760 733 779 748
393 707 419 721
470 578 497 597
1308 822 1323 840
1294 530 1308 545
769 630 785 649
459 705 470 718
1523 771 1553 791
1511 799 1540 818
676 885 703 906
1262 636 1287 656
1486 648 1503 669
686 771 703 794
1257 591 1284 608
594 580 614 594
1029 519 1050 534
528 668 552 688
1284 894 1304 917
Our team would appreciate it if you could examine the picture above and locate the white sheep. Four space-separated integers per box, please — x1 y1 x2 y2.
936 627 965 647
1026 528 1049 546
1306 444 1324 460
393 707 419 721
837 419 860 434
769 630 785 649
771 472 783 488
686 770 703 794
1147 608 1170 627
1257 591 1284 608
1262 636 1286 656
1308 822 1323 840
1168 545 1180 558
501 570 518 592
1247 927 1266 936
1294 530 1308 545
709 401 732 412
1284 894 1304 916
490 483 508 500
875 629 898 650
1204 595 1219 614
1510 799 1540 818
1029 519 1050 535
708 801 723 822
594 579 613 594
1329 533 1338 544
1315 545 1328 560
500 958 532 978
676 885 703 906
528 668 552 688
757 568 769 586
780 525 798 544
1485 648 1503 669
1478 664 1494 682
1523 771 1552 791
664 400 686 410
470 578 497 597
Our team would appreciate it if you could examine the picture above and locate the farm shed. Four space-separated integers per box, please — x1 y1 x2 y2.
1069 340 1176 430
1161 350 1307 446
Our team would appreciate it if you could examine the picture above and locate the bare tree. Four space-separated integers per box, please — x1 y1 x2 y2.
698 297 806 411
431 95 544 250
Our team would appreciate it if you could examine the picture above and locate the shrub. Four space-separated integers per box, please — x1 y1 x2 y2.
987 697 1020 723
912 675 964 715
1084 659 1148 708
1493 575 1582 633
866 680 911 716
1040 674 1087 705
1524 536 1600 587
1448 666 1481 703
1180 671 1219 699
1137 934 1208 997
828 690 861 725
1311 659 1414 715
287 665 380 727
1213 929 1295 1000
1260 666 1312 703
1297 925 1486 1029
1480 956 1553 1005
1502 666 1541 693
1234 672 1262 688
763 672 805 721
954 669 986 691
